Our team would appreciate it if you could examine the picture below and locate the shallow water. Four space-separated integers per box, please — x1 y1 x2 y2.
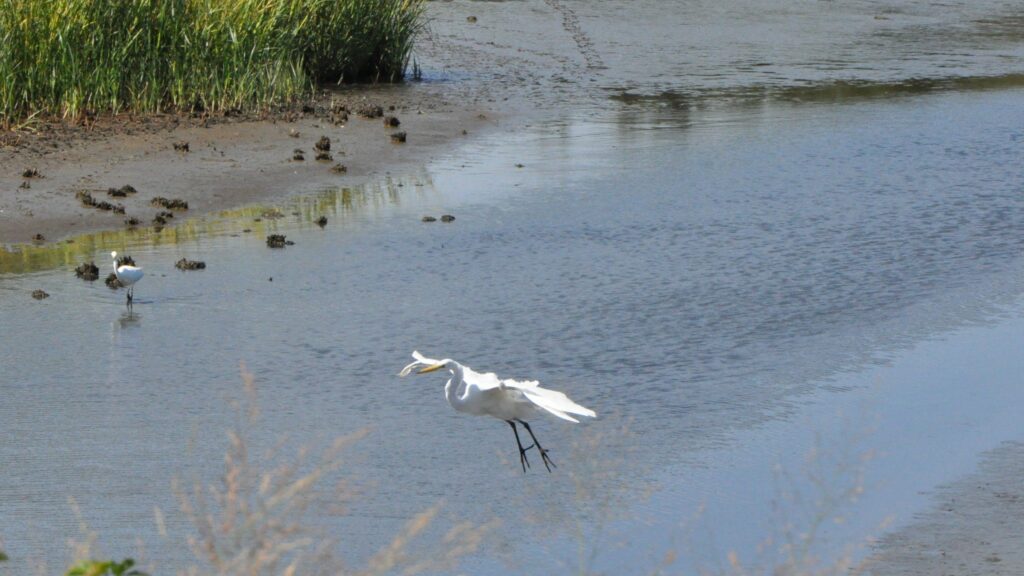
3 0 1024 573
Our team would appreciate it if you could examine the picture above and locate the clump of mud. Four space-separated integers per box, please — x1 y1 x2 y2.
105 272 124 289
358 105 384 119
173 141 190 152
151 197 189 210
422 216 437 222
32 233 45 242
467 15 478 23
31 289 49 300
289 128 301 138
330 163 348 174
330 104 349 126
76 190 125 213
124 216 141 227
315 150 332 161
390 131 407 144
316 216 328 228
19 181 31 189
107 185 137 197
315 136 331 152
383 116 400 128
75 261 100 281
175 258 206 270
22 168 42 178
292 149 305 161
441 214 456 222
266 234 292 248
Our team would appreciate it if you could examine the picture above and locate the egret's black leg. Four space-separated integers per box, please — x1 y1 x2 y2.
508 420 532 473
518 420 555 472
126 287 133 307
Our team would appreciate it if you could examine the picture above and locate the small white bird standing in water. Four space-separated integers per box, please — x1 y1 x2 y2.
111 251 143 306
399 351 596 472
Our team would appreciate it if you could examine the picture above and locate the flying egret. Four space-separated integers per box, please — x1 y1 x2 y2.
111 251 143 306
399 351 596 473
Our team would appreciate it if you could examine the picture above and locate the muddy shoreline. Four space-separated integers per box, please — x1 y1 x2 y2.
0 95 500 246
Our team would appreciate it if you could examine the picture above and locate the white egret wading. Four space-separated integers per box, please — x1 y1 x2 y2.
399 351 596 472
111 251 143 306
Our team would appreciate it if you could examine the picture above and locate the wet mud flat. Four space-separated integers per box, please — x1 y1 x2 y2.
0 94 499 246
865 442 1024 575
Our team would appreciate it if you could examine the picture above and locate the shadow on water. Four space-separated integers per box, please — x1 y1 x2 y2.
0 174 435 276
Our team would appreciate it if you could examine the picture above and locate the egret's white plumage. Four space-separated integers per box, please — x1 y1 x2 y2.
399 351 596 472
111 251 143 305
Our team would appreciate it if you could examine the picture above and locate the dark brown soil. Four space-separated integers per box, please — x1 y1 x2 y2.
390 131 407 143
422 215 437 222
151 197 189 210
76 190 126 213
173 141 190 152
175 258 206 270
330 163 348 174
314 136 331 151
105 272 123 289
107 184 138 197
440 214 456 222
383 116 401 128
22 168 42 178
358 105 384 119
75 261 100 280
316 216 328 227
32 233 45 242
315 150 332 161
31 289 49 300
266 234 288 248
124 216 141 227
292 149 305 161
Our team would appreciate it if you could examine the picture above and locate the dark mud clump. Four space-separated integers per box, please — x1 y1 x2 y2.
124 216 141 227
266 234 289 248
289 128 301 138
32 233 45 242
292 149 305 161
314 136 331 152
441 214 456 222
31 289 49 300
175 258 206 270
151 197 189 210
330 163 348 174
19 180 31 189
75 261 100 281
467 15 478 23
390 131 407 144
315 150 332 161
105 272 124 289
316 216 328 228
173 141 190 152
383 115 401 128
76 190 125 213
331 105 349 126
107 185 138 197
422 216 437 222
358 105 384 119
22 168 42 178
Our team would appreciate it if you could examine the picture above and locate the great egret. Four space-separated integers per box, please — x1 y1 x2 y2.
399 351 596 473
111 251 143 306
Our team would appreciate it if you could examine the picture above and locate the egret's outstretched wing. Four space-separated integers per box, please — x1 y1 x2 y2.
398 350 441 377
500 378 597 423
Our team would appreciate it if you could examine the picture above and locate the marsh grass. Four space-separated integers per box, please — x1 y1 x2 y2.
0 0 425 128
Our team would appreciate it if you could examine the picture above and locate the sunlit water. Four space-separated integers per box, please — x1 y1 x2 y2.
3 1 1024 573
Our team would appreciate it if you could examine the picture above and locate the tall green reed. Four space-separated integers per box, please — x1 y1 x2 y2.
0 0 424 128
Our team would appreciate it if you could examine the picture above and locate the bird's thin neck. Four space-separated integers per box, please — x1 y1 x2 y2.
444 363 468 412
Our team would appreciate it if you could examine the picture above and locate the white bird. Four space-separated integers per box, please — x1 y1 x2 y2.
399 351 596 473
111 251 143 306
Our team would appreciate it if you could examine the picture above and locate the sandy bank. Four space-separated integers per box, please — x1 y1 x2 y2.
0 100 499 246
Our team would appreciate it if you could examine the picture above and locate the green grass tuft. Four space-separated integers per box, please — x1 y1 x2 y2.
0 0 425 127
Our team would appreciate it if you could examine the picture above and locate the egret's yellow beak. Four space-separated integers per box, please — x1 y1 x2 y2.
418 363 446 374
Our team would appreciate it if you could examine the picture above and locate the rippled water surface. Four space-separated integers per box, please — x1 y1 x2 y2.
3 0 1024 573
